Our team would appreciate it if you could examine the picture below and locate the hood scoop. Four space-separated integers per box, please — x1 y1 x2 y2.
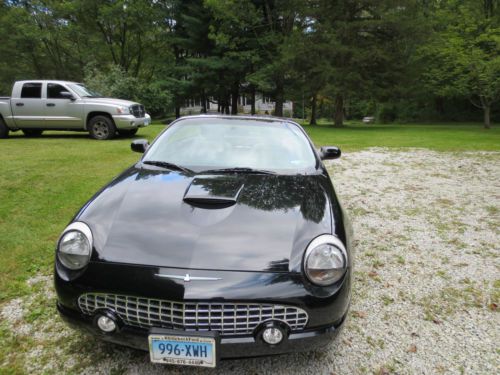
183 176 244 208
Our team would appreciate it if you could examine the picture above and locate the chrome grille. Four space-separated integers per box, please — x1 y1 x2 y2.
78 293 308 336
130 104 145 118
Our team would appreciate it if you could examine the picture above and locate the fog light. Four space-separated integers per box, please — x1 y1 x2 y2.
262 327 283 345
97 315 116 333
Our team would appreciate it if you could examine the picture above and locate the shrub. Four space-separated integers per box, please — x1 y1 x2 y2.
83 63 173 117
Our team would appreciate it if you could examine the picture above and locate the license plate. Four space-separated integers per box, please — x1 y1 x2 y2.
144 118 150 126
148 334 216 367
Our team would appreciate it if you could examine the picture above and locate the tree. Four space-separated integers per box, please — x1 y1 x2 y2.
418 0 500 128
205 0 262 114
306 0 422 127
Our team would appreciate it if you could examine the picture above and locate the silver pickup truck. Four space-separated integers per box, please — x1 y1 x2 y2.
0 80 151 140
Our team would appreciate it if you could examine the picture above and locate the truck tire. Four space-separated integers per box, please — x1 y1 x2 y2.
118 129 138 137
0 117 8 138
22 129 43 137
88 115 116 140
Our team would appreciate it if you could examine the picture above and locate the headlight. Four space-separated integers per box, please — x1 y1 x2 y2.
57 222 93 270
304 235 347 286
116 106 129 114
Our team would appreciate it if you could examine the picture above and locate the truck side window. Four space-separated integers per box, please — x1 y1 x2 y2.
21 83 42 98
47 83 68 99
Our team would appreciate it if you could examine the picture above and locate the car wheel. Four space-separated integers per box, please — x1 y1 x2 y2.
89 116 116 140
22 129 43 137
118 129 138 137
0 117 9 138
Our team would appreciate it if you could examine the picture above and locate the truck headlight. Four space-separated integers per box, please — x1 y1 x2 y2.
57 222 93 270
116 106 129 114
304 235 347 286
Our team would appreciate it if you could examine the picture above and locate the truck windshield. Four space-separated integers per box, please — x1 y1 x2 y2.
143 118 318 174
68 84 102 98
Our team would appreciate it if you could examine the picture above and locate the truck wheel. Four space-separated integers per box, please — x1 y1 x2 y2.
118 129 138 137
0 117 8 138
88 115 116 140
22 129 43 137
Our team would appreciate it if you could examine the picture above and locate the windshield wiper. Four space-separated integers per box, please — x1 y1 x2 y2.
199 167 276 175
142 160 194 174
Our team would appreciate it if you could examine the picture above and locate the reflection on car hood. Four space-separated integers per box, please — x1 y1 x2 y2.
77 166 335 272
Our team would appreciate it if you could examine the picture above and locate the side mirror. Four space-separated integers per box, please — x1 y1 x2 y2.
320 146 341 160
131 139 149 153
60 91 75 100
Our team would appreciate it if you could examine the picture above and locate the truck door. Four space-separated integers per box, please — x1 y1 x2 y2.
10 82 45 128
45 83 84 129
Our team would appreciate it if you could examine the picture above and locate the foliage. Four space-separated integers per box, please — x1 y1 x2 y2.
84 63 173 116
417 0 500 128
0 0 498 126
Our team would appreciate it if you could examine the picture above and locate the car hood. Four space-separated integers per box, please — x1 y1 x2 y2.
77 166 334 272
82 98 140 107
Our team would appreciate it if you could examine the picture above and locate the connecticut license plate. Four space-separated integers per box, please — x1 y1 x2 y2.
148 334 217 367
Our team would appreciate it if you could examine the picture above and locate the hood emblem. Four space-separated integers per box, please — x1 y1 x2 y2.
155 273 222 282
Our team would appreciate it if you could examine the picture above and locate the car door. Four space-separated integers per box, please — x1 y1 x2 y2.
10 82 45 128
44 83 84 129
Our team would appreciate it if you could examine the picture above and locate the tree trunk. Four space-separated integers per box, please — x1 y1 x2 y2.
231 82 239 115
225 95 230 114
310 94 317 125
435 97 445 115
201 91 207 114
334 94 344 127
484 105 491 129
251 86 256 115
175 105 180 119
275 81 284 117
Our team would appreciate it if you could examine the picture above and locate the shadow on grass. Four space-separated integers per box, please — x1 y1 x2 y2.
5 132 139 141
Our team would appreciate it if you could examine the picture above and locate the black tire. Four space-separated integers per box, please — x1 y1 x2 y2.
0 117 8 138
88 115 116 140
22 129 43 137
118 128 138 137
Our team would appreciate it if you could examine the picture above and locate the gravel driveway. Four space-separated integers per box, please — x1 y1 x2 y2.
1 149 499 374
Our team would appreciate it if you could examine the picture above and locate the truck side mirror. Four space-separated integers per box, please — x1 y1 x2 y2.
60 91 75 100
131 139 149 153
320 146 341 160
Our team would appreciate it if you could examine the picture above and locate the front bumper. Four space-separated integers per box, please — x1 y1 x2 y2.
55 262 350 359
57 302 346 359
112 113 151 129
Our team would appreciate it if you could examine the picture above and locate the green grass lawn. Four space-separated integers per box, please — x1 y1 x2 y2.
0 121 498 302
301 121 500 151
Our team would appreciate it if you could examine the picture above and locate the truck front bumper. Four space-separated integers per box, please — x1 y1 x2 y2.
113 113 151 129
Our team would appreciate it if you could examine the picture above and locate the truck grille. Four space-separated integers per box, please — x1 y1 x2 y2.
78 293 308 336
130 104 145 118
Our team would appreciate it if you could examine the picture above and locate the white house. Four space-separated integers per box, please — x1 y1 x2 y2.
180 94 293 116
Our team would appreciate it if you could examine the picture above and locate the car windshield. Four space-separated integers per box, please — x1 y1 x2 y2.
68 84 102 98
143 118 318 174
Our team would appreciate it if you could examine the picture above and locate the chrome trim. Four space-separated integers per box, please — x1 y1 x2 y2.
154 273 222 282
58 221 93 247
78 293 309 336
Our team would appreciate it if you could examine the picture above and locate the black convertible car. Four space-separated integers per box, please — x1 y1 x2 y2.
55 115 352 368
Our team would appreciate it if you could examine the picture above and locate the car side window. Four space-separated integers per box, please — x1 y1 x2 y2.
47 83 68 99
21 83 42 98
